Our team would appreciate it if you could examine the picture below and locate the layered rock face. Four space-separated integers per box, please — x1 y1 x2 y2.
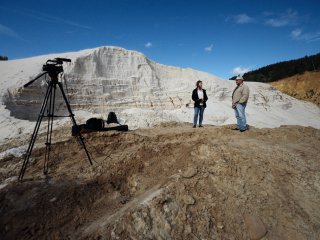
3 47 211 120
65 47 197 110
1 46 320 129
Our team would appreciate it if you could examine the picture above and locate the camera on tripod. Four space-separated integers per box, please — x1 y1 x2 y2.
42 58 71 76
24 58 72 88
19 57 93 181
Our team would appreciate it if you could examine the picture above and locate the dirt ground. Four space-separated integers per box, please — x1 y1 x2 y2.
270 71 320 106
0 122 320 240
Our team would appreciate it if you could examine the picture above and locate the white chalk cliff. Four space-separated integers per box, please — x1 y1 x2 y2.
0 46 319 142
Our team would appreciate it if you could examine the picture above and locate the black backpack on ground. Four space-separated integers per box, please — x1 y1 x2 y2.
71 112 128 136
106 112 118 124
86 118 105 130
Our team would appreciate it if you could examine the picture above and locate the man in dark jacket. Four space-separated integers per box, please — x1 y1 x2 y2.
192 80 208 128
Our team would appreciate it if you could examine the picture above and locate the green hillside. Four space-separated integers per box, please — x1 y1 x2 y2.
230 53 320 82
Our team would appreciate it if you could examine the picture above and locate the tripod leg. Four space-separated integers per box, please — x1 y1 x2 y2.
43 83 56 174
57 82 93 165
18 83 53 180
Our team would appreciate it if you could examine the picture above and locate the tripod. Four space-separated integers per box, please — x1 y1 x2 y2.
18 58 92 181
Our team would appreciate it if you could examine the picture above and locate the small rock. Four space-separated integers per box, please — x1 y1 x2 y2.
164 222 171 232
184 224 192 234
183 195 196 205
49 197 57 202
217 222 224 229
182 167 197 178
244 214 267 240
207 166 216 174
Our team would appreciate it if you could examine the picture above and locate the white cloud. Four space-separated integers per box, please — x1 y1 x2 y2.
204 44 213 52
265 18 287 27
235 14 254 24
31 12 91 29
226 14 255 24
290 29 320 42
262 11 274 17
63 19 91 29
0 7 91 30
144 42 152 48
0 23 20 38
290 29 302 38
265 9 303 27
232 66 251 76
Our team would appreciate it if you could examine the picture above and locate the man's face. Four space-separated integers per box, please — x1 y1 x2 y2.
199 82 203 88
236 79 243 86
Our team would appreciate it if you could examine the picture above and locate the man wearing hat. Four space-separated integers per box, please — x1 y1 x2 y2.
232 75 250 132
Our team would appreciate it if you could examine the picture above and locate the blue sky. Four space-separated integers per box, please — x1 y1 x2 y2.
0 0 319 79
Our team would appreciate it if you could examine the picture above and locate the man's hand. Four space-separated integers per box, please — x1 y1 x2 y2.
232 103 237 109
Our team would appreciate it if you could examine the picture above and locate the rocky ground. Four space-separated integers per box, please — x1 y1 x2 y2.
0 123 320 239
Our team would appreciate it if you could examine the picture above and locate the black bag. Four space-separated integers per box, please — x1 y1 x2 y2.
106 112 118 124
86 118 105 130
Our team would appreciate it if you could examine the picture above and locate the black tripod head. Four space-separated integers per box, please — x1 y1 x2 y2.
24 58 71 88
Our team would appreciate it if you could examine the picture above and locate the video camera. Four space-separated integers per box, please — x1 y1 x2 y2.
23 58 71 88
42 58 71 75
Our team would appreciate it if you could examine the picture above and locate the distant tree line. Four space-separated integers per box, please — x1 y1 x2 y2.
0 56 8 61
229 53 320 82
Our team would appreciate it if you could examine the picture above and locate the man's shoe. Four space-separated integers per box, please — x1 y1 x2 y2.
240 129 246 132
199 125 203 128
232 128 239 130
193 125 196 128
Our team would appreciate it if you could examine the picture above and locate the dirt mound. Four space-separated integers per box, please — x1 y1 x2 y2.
1 123 320 239
270 71 320 106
